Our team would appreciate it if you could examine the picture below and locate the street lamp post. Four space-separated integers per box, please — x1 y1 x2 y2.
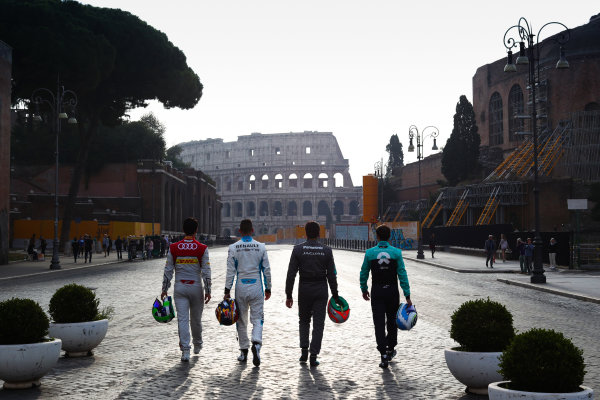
503 18 570 284
31 79 78 270
374 159 384 221
408 125 439 260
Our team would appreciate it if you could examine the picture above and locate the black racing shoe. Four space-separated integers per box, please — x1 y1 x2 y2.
379 354 388 369
386 349 397 361
251 343 261 367
299 348 309 363
309 354 320 367
237 349 248 362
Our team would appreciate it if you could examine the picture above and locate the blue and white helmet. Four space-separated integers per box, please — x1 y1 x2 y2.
396 302 417 330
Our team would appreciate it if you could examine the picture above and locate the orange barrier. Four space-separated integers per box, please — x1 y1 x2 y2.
13 219 161 241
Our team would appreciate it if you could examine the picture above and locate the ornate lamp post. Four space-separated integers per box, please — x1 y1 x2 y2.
408 125 439 259
31 80 78 270
374 159 384 221
503 18 570 284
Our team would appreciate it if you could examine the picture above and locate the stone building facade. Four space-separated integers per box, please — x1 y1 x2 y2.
393 153 444 202
0 40 11 264
473 13 600 153
10 161 220 238
178 131 363 237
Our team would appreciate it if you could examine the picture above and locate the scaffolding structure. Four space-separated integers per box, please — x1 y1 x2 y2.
563 111 600 182
387 111 598 226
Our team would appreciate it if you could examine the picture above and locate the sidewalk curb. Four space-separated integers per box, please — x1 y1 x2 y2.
0 259 127 282
405 256 519 274
497 278 600 305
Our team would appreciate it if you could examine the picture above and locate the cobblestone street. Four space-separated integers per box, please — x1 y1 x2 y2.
0 245 598 399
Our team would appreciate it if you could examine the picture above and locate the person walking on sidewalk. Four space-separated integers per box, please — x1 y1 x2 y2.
84 234 93 263
516 238 526 273
40 236 47 256
524 238 534 274
285 221 341 367
103 235 109 257
115 236 123 260
360 224 412 369
548 238 558 271
499 234 508 263
224 219 272 367
429 233 436 258
71 237 80 263
161 217 211 362
485 235 496 268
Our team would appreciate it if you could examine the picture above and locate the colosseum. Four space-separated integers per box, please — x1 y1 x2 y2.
178 131 363 237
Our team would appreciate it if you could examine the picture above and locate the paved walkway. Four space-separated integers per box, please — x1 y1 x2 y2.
4 247 600 304
0 251 126 281
401 249 600 304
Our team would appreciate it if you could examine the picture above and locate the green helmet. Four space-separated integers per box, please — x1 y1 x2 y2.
152 296 176 323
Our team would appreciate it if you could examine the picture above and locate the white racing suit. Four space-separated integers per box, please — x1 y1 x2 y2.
162 237 211 352
225 236 271 349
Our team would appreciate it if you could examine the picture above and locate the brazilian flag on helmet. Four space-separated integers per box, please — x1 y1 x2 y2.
327 296 350 323
152 296 176 323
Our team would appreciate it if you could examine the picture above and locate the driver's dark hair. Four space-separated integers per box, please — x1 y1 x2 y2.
375 224 391 241
305 221 320 239
183 217 198 235
240 219 253 235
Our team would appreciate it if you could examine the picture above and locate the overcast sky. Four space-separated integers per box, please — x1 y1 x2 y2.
83 1 598 185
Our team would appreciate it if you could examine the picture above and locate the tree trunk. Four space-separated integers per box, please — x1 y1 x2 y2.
59 120 97 251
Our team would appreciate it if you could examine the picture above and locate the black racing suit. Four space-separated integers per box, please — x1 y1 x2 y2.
286 239 339 355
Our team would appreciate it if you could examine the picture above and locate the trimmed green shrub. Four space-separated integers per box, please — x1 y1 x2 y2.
0 298 49 344
450 298 514 352
499 328 586 393
49 283 99 323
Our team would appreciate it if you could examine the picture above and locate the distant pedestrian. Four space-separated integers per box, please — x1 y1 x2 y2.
115 236 123 260
549 238 558 271
524 238 534 274
27 234 37 261
79 236 85 257
103 235 109 257
107 236 112 257
160 236 166 257
429 233 436 258
71 237 79 263
516 238 526 273
40 236 47 256
146 237 154 259
485 235 496 268
499 234 508 263
84 234 93 263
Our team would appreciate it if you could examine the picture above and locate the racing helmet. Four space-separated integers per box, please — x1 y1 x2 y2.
327 296 350 323
396 302 417 330
152 296 176 323
215 298 239 326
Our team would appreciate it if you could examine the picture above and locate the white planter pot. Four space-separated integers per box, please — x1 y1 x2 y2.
444 348 503 395
48 319 108 357
0 339 62 389
488 381 594 399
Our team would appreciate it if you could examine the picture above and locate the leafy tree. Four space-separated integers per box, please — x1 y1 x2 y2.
385 134 404 178
165 145 191 170
0 0 202 249
442 95 481 186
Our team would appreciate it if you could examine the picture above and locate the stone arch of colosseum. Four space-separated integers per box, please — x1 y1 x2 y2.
178 131 363 237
